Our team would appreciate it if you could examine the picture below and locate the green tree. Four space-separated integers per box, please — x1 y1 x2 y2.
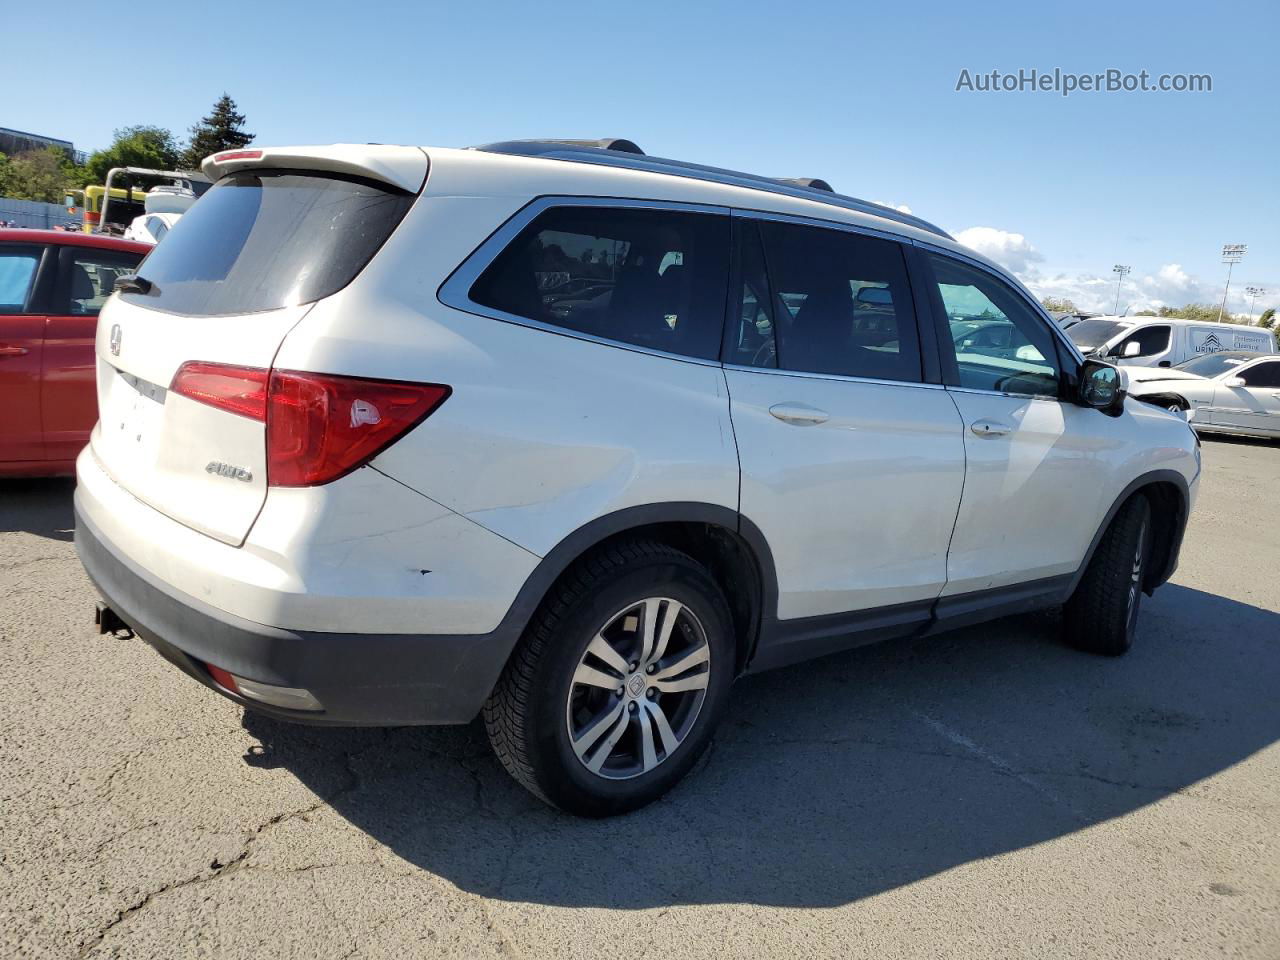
85 126 181 184
1259 307 1276 330
1040 296 1078 313
1154 303 1248 325
0 147 77 202
181 94 253 169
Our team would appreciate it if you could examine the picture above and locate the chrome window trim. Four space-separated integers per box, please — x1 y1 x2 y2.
729 206 910 245
437 195 730 368
471 140 954 240
721 361 946 390
945 384 1062 402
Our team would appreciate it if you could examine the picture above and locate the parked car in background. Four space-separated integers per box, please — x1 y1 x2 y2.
1049 310 1097 330
1067 315 1277 368
123 212 181 245
76 140 1198 817
0 229 150 476
1127 351 1280 438
122 184 201 245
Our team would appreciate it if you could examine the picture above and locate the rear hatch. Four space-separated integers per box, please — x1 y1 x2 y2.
92 145 427 545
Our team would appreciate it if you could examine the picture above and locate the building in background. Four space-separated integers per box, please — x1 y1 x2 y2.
0 126 88 164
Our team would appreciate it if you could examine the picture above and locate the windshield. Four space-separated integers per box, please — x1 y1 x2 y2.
124 170 414 316
1066 318 1130 352
1174 352 1256 377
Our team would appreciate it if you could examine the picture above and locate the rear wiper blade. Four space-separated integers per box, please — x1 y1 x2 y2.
114 273 154 295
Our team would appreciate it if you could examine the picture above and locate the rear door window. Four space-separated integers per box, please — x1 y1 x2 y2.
124 170 415 316
756 220 921 382
469 205 730 361
724 219 777 368
0 248 41 314
61 249 143 316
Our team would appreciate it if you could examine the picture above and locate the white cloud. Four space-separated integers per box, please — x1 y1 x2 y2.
953 226 1044 276
953 224 1278 320
872 200 913 215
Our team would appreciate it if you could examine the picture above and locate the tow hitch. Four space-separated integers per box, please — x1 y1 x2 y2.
94 601 135 638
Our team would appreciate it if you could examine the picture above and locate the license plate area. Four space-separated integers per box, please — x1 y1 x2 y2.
109 368 167 462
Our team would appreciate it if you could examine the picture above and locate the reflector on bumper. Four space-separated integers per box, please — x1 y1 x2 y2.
205 662 323 712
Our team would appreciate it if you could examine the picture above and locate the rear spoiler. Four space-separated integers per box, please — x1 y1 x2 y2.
201 144 429 194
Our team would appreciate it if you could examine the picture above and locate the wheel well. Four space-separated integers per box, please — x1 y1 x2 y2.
1134 481 1185 592
542 522 765 674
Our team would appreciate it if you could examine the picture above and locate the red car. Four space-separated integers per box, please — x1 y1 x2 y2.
1 230 151 476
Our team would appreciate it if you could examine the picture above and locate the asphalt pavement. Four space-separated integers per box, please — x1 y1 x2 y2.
2 435 1277 959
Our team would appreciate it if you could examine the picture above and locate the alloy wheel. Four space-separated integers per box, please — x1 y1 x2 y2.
564 597 711 780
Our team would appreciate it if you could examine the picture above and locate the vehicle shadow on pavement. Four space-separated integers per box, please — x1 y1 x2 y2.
242 582 1280 909
0 478 75 542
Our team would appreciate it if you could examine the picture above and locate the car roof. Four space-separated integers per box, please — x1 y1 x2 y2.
419 146 1038 294
1088 314 1263 329
0 228 152 254
196 140 1048 312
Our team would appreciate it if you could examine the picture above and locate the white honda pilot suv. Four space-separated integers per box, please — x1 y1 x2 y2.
76 139 1200 816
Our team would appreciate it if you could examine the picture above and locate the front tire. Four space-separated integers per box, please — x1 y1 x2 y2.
483 540 734 817
1063 494 1152 656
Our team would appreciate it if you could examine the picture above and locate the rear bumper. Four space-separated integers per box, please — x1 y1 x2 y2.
76 504 520 726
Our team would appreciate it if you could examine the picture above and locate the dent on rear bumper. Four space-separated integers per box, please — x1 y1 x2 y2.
75 445 538 635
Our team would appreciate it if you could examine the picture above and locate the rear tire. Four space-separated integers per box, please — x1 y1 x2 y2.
1063 494 1152 656
483 539 734 817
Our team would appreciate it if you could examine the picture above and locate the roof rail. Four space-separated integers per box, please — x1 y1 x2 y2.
774 177 833 193
469 140 952 240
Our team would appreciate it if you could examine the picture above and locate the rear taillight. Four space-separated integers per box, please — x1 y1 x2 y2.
170 363 449 487
267 370 449 487
170 361 269 420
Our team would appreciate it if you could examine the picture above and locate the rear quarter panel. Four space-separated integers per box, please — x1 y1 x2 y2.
269 194 740 558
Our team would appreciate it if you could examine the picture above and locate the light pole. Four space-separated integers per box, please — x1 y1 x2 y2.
1112 264 1131 315
1245 286 1265 324
1218 244 1247 322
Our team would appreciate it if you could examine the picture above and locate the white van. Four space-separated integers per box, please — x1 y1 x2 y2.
1067 315 1278 368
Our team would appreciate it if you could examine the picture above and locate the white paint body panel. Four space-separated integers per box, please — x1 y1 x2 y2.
92 296 311 545
942 394 1196 594
726 371 966 618
76 441 538 633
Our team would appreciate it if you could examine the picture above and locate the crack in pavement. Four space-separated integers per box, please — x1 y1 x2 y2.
75 742 374 957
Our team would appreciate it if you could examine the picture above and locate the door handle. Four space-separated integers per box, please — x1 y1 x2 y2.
970 419 1011 437
0 345 29 357
769 402 830 426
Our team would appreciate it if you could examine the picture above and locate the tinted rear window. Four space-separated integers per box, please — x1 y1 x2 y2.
124 170 414 316
469 205 730 361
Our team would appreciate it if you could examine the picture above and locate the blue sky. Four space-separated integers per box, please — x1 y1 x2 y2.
8 0 1277 316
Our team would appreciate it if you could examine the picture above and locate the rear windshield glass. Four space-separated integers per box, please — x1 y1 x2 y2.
1066 318 1129 352
123 170 414 316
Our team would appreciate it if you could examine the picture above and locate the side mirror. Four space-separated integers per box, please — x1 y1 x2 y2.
1122 340 1142 358
1222 376 1246 388
1079 359 1125 415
